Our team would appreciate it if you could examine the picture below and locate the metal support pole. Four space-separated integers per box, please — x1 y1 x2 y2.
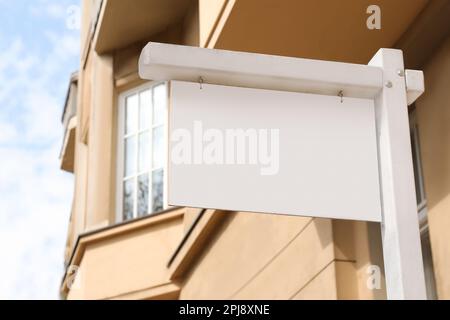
369 49 426 299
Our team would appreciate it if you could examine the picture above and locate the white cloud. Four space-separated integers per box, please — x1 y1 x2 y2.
22 90 61 142
29 0 70 20
0 145 72 299
0 122 18 143
46 3 67 19
0 0 79 300
0 38 24 71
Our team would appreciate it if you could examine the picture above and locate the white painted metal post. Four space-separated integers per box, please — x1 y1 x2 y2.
369 49 427 299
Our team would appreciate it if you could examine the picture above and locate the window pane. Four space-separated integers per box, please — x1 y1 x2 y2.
123 179 135 221
152 169 164 212
152 126 164 169
124 136 137 177
138 132 150 173
139 89 152 130
125 94 138 134
137 174 149 217
153 84 166 126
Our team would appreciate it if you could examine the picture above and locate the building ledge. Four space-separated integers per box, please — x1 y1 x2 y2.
168 209 229 280
108 282 180 300
60 72 78 173
210 0 428 64
61 207 185 299
60 116 77 172
93 0 193 54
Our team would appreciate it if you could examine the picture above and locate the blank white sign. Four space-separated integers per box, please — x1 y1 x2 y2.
168 81 381 222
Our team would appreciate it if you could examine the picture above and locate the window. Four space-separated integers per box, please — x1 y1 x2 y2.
117 82 167 222
409 110 437 300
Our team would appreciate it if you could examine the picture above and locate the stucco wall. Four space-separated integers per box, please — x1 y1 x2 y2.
179 213 334 299
68 212 184 300
177 213 385 300
415 33 450 299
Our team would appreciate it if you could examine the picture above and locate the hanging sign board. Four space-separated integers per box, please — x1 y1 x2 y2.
168 80 381 222
140 42 427 299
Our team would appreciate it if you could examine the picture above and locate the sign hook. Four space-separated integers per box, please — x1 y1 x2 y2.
338 90 344 103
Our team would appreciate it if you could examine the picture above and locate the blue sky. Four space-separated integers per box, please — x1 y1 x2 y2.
0 0 80 299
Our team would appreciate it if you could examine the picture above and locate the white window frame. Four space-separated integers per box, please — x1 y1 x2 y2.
116 81 169 223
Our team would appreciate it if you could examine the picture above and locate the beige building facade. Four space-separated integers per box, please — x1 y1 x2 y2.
60 0 450 299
